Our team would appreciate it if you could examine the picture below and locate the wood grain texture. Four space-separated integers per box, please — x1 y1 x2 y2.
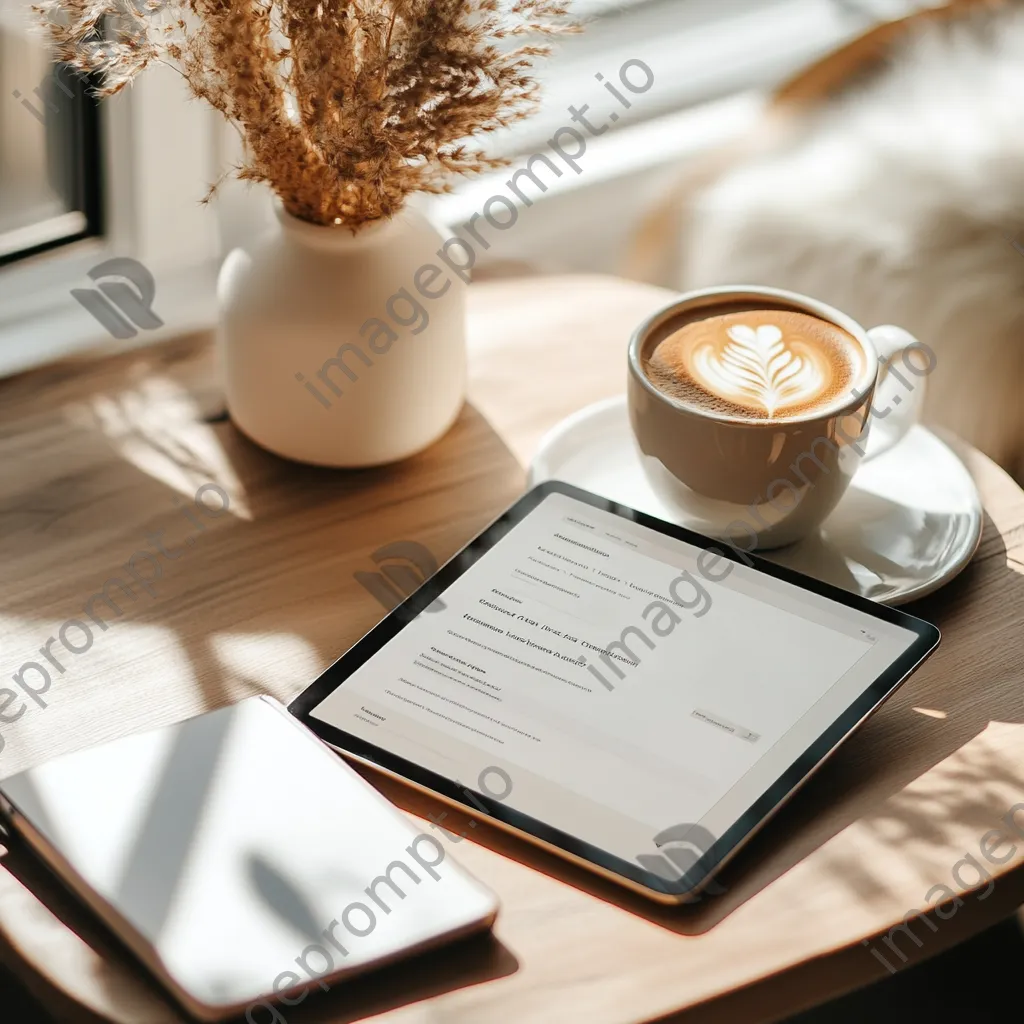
0 275 1022 1024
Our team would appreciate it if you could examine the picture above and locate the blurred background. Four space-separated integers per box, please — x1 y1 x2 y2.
2 0 1024 1020
0 0 950 365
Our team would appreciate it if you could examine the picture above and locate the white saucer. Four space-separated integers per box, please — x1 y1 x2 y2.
527 396 983 605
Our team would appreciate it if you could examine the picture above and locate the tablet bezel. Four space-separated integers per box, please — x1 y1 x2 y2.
289 480 940 903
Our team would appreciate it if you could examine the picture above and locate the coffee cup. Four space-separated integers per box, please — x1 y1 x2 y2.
627 286 932 550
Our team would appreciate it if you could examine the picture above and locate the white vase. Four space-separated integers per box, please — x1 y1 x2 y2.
218 203 467 466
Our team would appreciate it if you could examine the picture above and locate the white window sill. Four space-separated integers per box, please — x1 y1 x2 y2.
0 258 220 378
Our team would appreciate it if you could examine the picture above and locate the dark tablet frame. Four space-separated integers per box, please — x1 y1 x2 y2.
289 480 940 901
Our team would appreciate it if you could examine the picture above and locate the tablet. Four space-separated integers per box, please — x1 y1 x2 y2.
290 482 939 904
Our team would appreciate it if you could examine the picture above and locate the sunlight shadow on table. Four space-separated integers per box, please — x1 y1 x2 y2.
0 327 527 746
0 336 526 1024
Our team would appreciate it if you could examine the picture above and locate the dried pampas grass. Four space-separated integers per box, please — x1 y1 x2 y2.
34 0 576 227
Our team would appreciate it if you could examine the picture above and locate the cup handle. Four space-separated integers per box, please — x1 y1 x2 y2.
863 325 929 462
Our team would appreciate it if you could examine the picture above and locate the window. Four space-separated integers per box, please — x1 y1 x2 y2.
0 0 102 265
0 6 218 377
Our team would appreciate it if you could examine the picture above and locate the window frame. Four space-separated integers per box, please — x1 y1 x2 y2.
0 65 220 376
0 62 104 268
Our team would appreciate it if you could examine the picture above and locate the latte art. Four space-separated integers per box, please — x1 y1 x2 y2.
644 308 864 421
691 323 829 417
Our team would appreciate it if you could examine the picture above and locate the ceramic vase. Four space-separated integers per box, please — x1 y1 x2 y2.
218 204 466 466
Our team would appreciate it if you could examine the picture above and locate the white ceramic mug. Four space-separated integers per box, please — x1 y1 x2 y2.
627 286 932 550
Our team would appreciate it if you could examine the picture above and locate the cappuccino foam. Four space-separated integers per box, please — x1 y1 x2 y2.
645 308 865 420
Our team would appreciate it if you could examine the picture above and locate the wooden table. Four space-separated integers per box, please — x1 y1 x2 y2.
1 275 1023 1024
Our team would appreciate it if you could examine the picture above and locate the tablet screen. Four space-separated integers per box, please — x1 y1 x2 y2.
303 487 933 893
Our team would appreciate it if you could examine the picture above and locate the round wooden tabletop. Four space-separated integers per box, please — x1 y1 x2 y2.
1 275 1023 1024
